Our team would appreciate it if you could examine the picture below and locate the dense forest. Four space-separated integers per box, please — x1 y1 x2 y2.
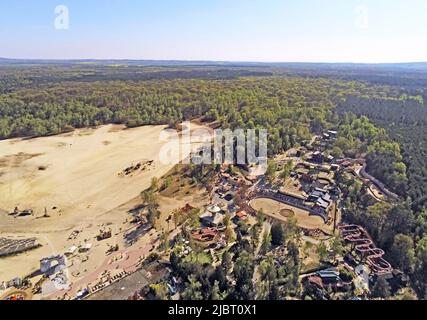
0 64 423 203
336 94 427 209
336 90 427 298
0 69 407 145
1 63 427 297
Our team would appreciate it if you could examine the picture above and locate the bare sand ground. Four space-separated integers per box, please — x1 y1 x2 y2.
0 124 209 283
0 125 180 228
249 198 332 232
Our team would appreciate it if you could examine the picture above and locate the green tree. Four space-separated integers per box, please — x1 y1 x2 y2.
233 251 255 299
372 276 391 299
330 236 344 261
141 189 160 226
162 176 173 190
271 222 285 246
182 276 203 300
260 230 271 255
317 241 328 263
265 160 278 184
151 177 159 191
258 256 277 299
413 235 427 296
149 282 169 300
390 234 415 273
210 281 222 300
170 251 181 271
280 160 293 180
257 209 265 225
221 251 233 274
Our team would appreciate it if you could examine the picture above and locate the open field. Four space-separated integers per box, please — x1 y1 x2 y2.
249 198 332 233
0 124 209 282
0 124 179 226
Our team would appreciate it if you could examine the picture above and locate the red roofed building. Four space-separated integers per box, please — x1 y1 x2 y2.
307 276 324 289
234 211 248 222
191 228 220 243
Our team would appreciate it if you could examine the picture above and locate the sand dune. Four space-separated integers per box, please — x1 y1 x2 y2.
0 124 210 231
0 123 211 281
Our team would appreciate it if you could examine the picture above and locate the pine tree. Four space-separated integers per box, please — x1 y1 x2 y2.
372 276 391 299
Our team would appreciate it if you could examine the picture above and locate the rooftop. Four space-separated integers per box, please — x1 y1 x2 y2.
235 211 248 221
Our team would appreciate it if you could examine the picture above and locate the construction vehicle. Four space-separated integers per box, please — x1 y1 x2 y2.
106 244 119 255
97 228 112 241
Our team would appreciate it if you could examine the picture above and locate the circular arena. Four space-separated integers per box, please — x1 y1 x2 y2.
249 197 332 232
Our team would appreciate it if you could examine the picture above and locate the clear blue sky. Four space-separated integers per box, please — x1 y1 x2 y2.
0 0 426 62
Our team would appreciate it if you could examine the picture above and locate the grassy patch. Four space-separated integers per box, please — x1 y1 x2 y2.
184 251 213 265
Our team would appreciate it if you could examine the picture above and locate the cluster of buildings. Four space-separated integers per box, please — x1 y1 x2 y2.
278 131 345 223
322 130 338 141
0 277 25 294
191 205 227 248
307 188 333 212
303 262 409 299
189 166 255 249
316 130 338 150
199 205 225 228
191 205 231 250
303 268 353 299
311 151 335 164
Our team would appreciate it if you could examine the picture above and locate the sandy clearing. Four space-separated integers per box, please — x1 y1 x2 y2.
0 124 205 232
249 198 330 232
0 124 210 282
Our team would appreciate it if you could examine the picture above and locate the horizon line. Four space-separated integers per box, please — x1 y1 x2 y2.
1 57 427 65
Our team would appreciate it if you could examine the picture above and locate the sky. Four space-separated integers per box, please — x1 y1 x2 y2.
0 0 426 63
